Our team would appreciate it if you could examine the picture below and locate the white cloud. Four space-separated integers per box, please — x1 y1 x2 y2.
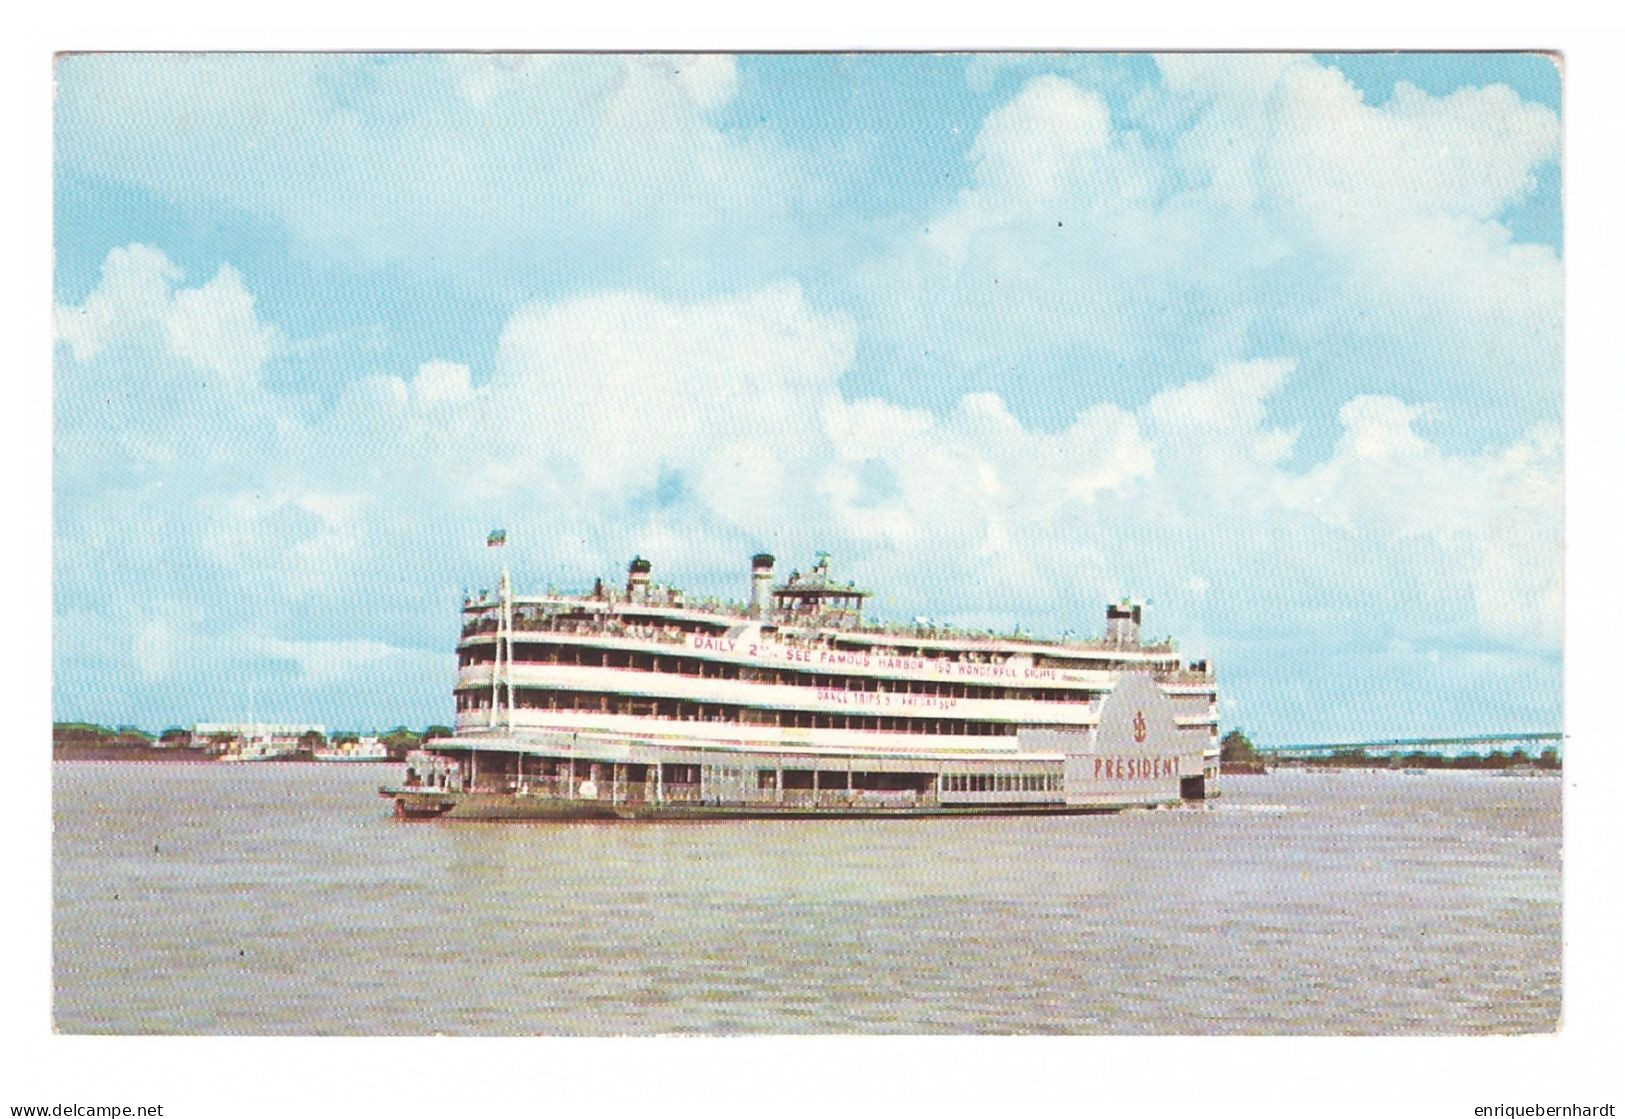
1279 400 1562 646
56 55 806 291
863 59 1561 434
1146 358 1299 481
1169 56 1562 414
672 55 739 112
410 360 475 406
488 283 855 510
812 352 1558 650
816 386 1154 593
55 244 281 383
58 245 1558 672
164 265 280 383
1251 72 1559 234
54 243 178 363
970 75 1112 201
49 276 866 634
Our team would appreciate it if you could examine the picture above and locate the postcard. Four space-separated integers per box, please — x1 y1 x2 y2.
51 52 1563 1047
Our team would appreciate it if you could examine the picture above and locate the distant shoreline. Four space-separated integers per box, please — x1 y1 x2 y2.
54 742 220 763
1223 756 1561 773
52 721 433 764
52 747 397 764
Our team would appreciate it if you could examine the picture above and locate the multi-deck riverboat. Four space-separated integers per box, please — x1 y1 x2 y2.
381 553 1219 820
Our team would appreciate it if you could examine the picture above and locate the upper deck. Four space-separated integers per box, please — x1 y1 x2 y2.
451 552 1216 759
459 553 1210 684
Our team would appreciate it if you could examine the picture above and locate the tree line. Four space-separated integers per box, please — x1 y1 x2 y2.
53 722 456 759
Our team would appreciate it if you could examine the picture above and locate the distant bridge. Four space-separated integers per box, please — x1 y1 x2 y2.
1259 732 1562 757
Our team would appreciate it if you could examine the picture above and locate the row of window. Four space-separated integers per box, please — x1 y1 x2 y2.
469 752 1052 796
453 687 1098 737
942 773 1062 793
459 642 1101 704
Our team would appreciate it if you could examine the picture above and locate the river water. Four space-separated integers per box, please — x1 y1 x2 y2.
52 763 1560 1034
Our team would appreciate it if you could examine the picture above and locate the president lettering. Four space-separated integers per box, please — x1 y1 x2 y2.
1092 756 1179 780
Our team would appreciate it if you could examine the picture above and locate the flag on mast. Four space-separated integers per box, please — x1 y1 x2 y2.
487 529 507 548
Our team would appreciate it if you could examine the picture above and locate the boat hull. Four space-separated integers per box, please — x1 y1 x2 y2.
381 786 1143 821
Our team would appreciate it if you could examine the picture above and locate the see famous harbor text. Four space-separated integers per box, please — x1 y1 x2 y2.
381 547 1221 820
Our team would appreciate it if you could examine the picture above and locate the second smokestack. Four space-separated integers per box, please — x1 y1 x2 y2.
749 553 775 618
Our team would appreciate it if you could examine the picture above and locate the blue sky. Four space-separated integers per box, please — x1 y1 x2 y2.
52 52 1563 742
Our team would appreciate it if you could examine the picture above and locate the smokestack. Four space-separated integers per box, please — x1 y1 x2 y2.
1105 601 1142 645
749 553 775 618
627 556 652 604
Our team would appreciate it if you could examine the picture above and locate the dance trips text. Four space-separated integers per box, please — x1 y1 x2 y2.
687 634 1065 683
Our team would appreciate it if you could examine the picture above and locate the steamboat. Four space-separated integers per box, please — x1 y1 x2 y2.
382 553 1219 820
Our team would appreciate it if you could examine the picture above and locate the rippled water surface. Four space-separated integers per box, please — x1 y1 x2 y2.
53 763 1560 1034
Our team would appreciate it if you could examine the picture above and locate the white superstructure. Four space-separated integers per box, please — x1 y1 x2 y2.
388 553 1219 819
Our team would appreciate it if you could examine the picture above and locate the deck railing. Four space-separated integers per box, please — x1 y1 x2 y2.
460 605 1181 656
473 776 941 810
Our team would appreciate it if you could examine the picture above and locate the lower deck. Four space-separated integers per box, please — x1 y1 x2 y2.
383 736 1215 820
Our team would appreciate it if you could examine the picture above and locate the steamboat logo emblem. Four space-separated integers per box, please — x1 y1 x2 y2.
1133 710 1147 743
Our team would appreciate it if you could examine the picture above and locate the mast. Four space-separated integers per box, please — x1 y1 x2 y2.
487 582 500 730
500 563 513 731
485 527 509 731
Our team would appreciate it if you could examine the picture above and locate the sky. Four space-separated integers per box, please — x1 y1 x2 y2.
52 52 1564 743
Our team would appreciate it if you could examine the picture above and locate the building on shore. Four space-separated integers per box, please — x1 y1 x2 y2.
191 723 325 760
